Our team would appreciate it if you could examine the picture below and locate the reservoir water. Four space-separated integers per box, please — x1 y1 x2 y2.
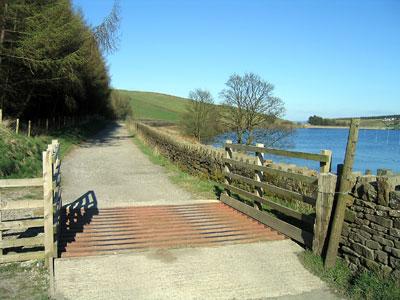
212 128 400 175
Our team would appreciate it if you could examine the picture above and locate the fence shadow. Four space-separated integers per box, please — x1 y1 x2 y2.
58 191 98 257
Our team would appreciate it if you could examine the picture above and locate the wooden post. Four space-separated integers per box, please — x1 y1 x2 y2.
320 150 332 173
325 119 360 267
312 172 337 255
46 119 49 131
43 146 54 267
0 207 3 256
15 119 19 134
224 140 233 196
28 120 31 137
254 143 264 210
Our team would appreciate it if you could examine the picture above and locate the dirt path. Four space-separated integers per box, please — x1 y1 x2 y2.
61 123 213 208
54 123 343 300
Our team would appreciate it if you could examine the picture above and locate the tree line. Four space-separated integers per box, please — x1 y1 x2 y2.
0 0 129 121
307 115 346 126
183 73 294 148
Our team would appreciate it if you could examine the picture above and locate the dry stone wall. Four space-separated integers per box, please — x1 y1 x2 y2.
131 121 318 197
131 121 400 277
341 175 400 278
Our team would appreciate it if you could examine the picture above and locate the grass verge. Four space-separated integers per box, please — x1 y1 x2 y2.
130 134 222 199
299 249 400 300
0 119 109 179
0 260 49 300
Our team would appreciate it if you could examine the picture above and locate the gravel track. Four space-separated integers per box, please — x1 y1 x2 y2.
54 123 343 300
61 123 215 208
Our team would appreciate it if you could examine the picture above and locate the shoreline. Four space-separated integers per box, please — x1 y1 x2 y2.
300 125 398 130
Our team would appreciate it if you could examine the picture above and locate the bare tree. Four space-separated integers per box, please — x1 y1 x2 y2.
92 0 121 54
220 73 293 146
183 89 220 143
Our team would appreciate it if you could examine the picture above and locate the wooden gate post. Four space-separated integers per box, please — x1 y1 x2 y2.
15 119 19 134
28 120 31 137
325 119 360 267
43 146 54 267
254 143 264 210
320 150 332 173
312 172 337 255
224 140 233 196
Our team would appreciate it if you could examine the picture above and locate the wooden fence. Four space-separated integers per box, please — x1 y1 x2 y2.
220 141 337 254
0 108 90 137
0 140 61 266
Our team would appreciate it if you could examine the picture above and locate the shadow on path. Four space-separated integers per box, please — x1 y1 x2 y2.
58 191 99 257
78 123 133 148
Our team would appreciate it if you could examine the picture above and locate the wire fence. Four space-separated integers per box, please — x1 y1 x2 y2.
0 109 90 137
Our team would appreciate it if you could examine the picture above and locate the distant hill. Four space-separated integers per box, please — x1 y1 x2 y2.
115 89 295 128
116 90 190 121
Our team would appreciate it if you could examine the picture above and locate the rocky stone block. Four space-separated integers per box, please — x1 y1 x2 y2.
349 232 367 244
394 218 400 229
353 242 375 260
390 191 400 210
341 246 360 257
390 256 400 269
360 257 380 270
370 222 388 233
366 240 381 250
344 209 356 222
390 228 400 238
372 235 394 247
341 222 350 237
375 250 388 264
358 230 372 239
365 214 393 228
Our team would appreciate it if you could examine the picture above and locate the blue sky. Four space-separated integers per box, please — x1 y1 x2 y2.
72 0 399 121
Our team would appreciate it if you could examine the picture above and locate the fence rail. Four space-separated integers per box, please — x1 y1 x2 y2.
0 140 61 266
220 140 336 253
0 108 91 137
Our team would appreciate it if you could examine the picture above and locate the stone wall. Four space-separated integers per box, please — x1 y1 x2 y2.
341 175 400 278
131 121 400 277
131 121 318 197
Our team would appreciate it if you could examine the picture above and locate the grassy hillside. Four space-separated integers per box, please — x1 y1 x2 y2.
0 120 108 179
335 116 400 129
0 125 46 178
116 90 190 121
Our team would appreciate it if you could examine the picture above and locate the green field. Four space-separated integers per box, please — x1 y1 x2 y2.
116 90 191 121
336 117 400 129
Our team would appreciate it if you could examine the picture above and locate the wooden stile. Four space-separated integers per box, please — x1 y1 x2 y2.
325 119 360 267
312 173 337 255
